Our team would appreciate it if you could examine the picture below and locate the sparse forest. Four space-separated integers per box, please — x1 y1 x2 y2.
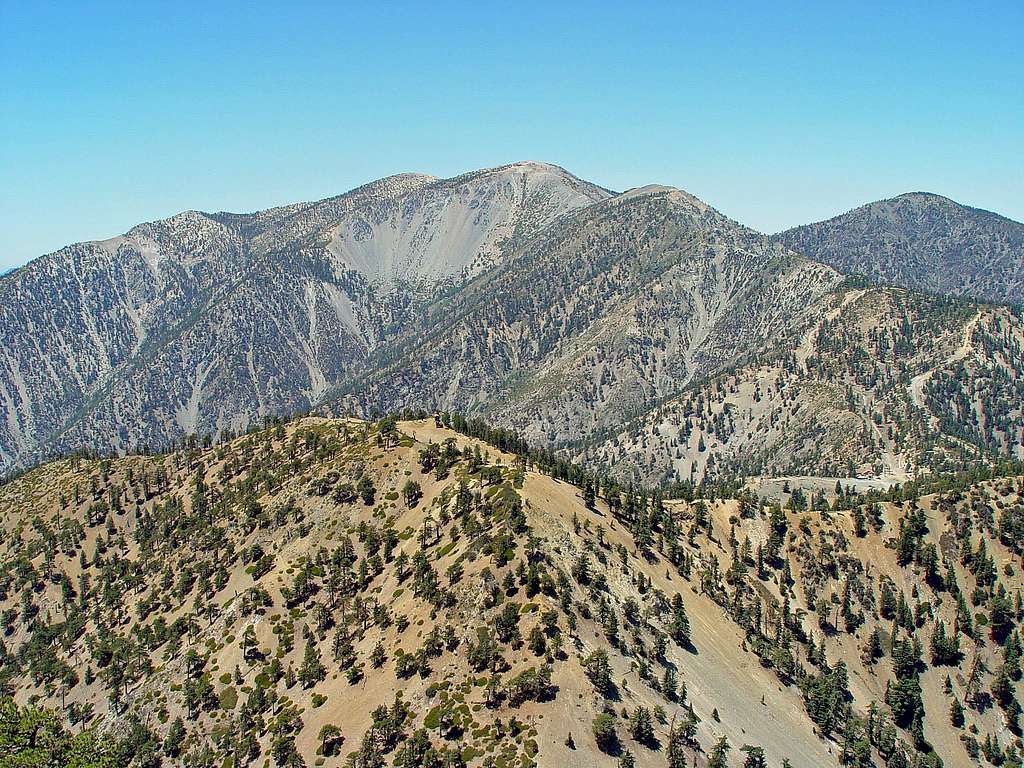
2 413 1024 766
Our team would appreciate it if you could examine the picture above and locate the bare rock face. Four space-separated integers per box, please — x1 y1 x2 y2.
323 161 610 287
776 192 1024 304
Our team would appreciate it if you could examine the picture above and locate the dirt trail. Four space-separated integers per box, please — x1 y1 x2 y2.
909 310 981 410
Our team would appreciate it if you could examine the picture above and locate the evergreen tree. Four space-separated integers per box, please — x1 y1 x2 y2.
628 706 655 746
298 643 326 688
584 649 614 698
930 620 961 666
990 593 1015 644
708 736 731 768
583 482 596 510
592 713 618 753
668 593 691 647
950 697 965 727
741 745 767 768
665 716 691 768
164 716 186 757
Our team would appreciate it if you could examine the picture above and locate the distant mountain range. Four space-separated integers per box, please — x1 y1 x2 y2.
1 162 1022 479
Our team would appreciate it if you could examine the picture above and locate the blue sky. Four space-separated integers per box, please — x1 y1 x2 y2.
1 1 1021 269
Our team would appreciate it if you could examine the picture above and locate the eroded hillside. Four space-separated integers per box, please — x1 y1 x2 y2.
337 186 842 450
0 162 607 472
587 289 1024 485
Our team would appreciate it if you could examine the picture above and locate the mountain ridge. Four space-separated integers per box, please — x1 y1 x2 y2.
776 192 1024 305
1 162 1023 490
4 414 1024 767
0 162 609 471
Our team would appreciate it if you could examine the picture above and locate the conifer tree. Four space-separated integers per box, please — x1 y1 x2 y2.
708 736 731 768
298 643 326 688
668 593 691 647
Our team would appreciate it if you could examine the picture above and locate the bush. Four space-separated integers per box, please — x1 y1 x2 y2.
592 713 618 753
218 686 238 710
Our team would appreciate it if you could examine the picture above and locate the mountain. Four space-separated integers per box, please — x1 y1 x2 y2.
2 164 1023 490
586 288 1024 485
0 162 608 472
6 164 1024 768
332 187 1024 484
0 167 842 473
776 193 1024 305
337 185 841 448
4 415 1024 767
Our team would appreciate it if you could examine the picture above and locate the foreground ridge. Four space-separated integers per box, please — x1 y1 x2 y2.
3 415 1024 766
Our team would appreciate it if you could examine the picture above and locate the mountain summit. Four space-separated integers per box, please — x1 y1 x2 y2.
776 192 1024 304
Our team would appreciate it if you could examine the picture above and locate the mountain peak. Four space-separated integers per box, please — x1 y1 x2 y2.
891 191 954 202
497 159 566 172
857 191 964 212
445 160 610 193
777 191 1024 303
612 184 713 217
620 183 681 198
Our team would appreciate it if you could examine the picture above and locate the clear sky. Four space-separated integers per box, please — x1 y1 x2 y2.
1 1 1021 270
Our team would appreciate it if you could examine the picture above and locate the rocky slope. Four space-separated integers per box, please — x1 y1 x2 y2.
586 289 1024 485
776 193 1024 305
0 163 608 471
337 186 842 448
3 165 1024 492
4 416 1024 767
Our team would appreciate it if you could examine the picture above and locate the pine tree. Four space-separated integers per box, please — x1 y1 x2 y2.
401 479 422 508
583 481 596 510
662 666 677 701
318 723 343 757
864 626 883 663
584 649 614 698
950 697 965 727
1005 631 1023 680
164 716 186 757
853 506 867 537
370 640 386 668
241 625 259 662
628 706 655 746
668 593 691 647
708 736 731 768
592 713 618 753
298 643 326 688
990 593 1015 644
665 716 690 768
357 475 376 505
930 620 961 666
741 745 767 768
